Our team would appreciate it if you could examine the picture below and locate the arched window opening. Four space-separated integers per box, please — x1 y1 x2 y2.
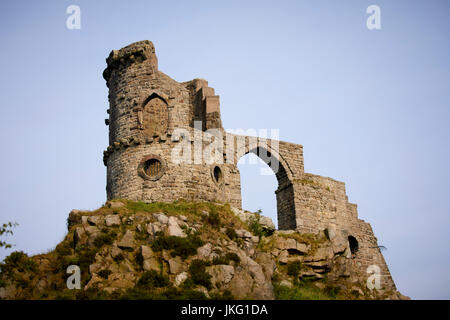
213 166 223 184
348 236 359 255
238 153 278 229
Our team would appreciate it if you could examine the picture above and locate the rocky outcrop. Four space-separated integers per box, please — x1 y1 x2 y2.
0 201 408 300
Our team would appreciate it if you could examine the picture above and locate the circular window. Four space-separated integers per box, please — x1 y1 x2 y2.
138 155 165 181
212 165 223 184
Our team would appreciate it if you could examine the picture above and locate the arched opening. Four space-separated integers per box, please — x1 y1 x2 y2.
237 147 295 230
213 166 223 184
142 94 168 137
348 236 359 255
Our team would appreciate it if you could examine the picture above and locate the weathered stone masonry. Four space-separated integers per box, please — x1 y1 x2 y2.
102 40 396 290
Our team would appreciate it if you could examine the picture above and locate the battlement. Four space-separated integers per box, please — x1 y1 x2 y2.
103 40 158 85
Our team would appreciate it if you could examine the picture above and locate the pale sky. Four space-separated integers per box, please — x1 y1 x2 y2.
1 0 449 299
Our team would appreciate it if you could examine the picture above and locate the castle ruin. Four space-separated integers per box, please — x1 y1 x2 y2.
102 40 396 290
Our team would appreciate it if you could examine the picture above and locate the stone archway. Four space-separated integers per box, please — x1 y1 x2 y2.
238 145 296 230
140 93 169 137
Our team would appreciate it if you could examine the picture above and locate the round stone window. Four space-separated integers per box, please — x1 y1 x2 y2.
212 165 223 185
138 155 165 181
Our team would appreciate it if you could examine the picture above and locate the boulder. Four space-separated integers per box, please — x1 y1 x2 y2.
143 258 160 272
139 245 154 260
259 216 275 234
105 215 121 227
206 265 235 288
175 272 188 287
153 213 169 225
310 246 334 261
73 227 86 248
107 201 125 209
146 222 162 236
117 230 134 249
87 216 104 226
167 216 186 238
168 256 185 274
68 210 82 226
197 243 213 260
235 229 252 239
279 280 293 288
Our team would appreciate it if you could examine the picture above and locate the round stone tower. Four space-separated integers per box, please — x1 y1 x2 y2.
102 40 241 205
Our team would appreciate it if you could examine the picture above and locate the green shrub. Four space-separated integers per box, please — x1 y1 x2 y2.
225 227 237 240
55 241 73 256
188 259 212 290
0 251 37 274
151 233 204 259
93 230 117 248
274 281 336 300
137 270 170 288
211 290 234 300
204 210 221 228
212 252 240 266
287 261 303 278
248 213 263 238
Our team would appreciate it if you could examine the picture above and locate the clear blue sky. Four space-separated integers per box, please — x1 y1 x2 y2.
1 0 449 299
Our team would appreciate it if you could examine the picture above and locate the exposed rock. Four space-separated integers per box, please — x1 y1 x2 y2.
73 227 86 248
207 265 235 288
167 216 186 238
117 230 134 249
84 274 103 291
110 246 122 260
278 250 289 264
235 229 252 239
275 237 309 254
146 222 162 236
153 213 169 225
168 256 185 274
105 215 121 227
107 201 125 209
197 243 213 260
88 216 104 226
280 280 293 288
139 245 154 260
175 272 188 287
68 210 82 227
259 216 275 234
143 258 161 272
255 252 276 280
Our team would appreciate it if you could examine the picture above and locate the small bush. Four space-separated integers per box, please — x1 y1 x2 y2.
93 230 117 248
151 233 204 259
55 241 73 256
137 270 170 289
287 261 303 278
204 210 221 228
225 227 237 240
0 251 37 274
212 252 240 266
211 290 234 300
248 214 263 238
188 259 212 290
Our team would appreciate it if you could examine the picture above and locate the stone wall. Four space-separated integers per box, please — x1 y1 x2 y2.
102 40 397 291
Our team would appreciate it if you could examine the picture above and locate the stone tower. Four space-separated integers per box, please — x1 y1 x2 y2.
102 40 397 291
